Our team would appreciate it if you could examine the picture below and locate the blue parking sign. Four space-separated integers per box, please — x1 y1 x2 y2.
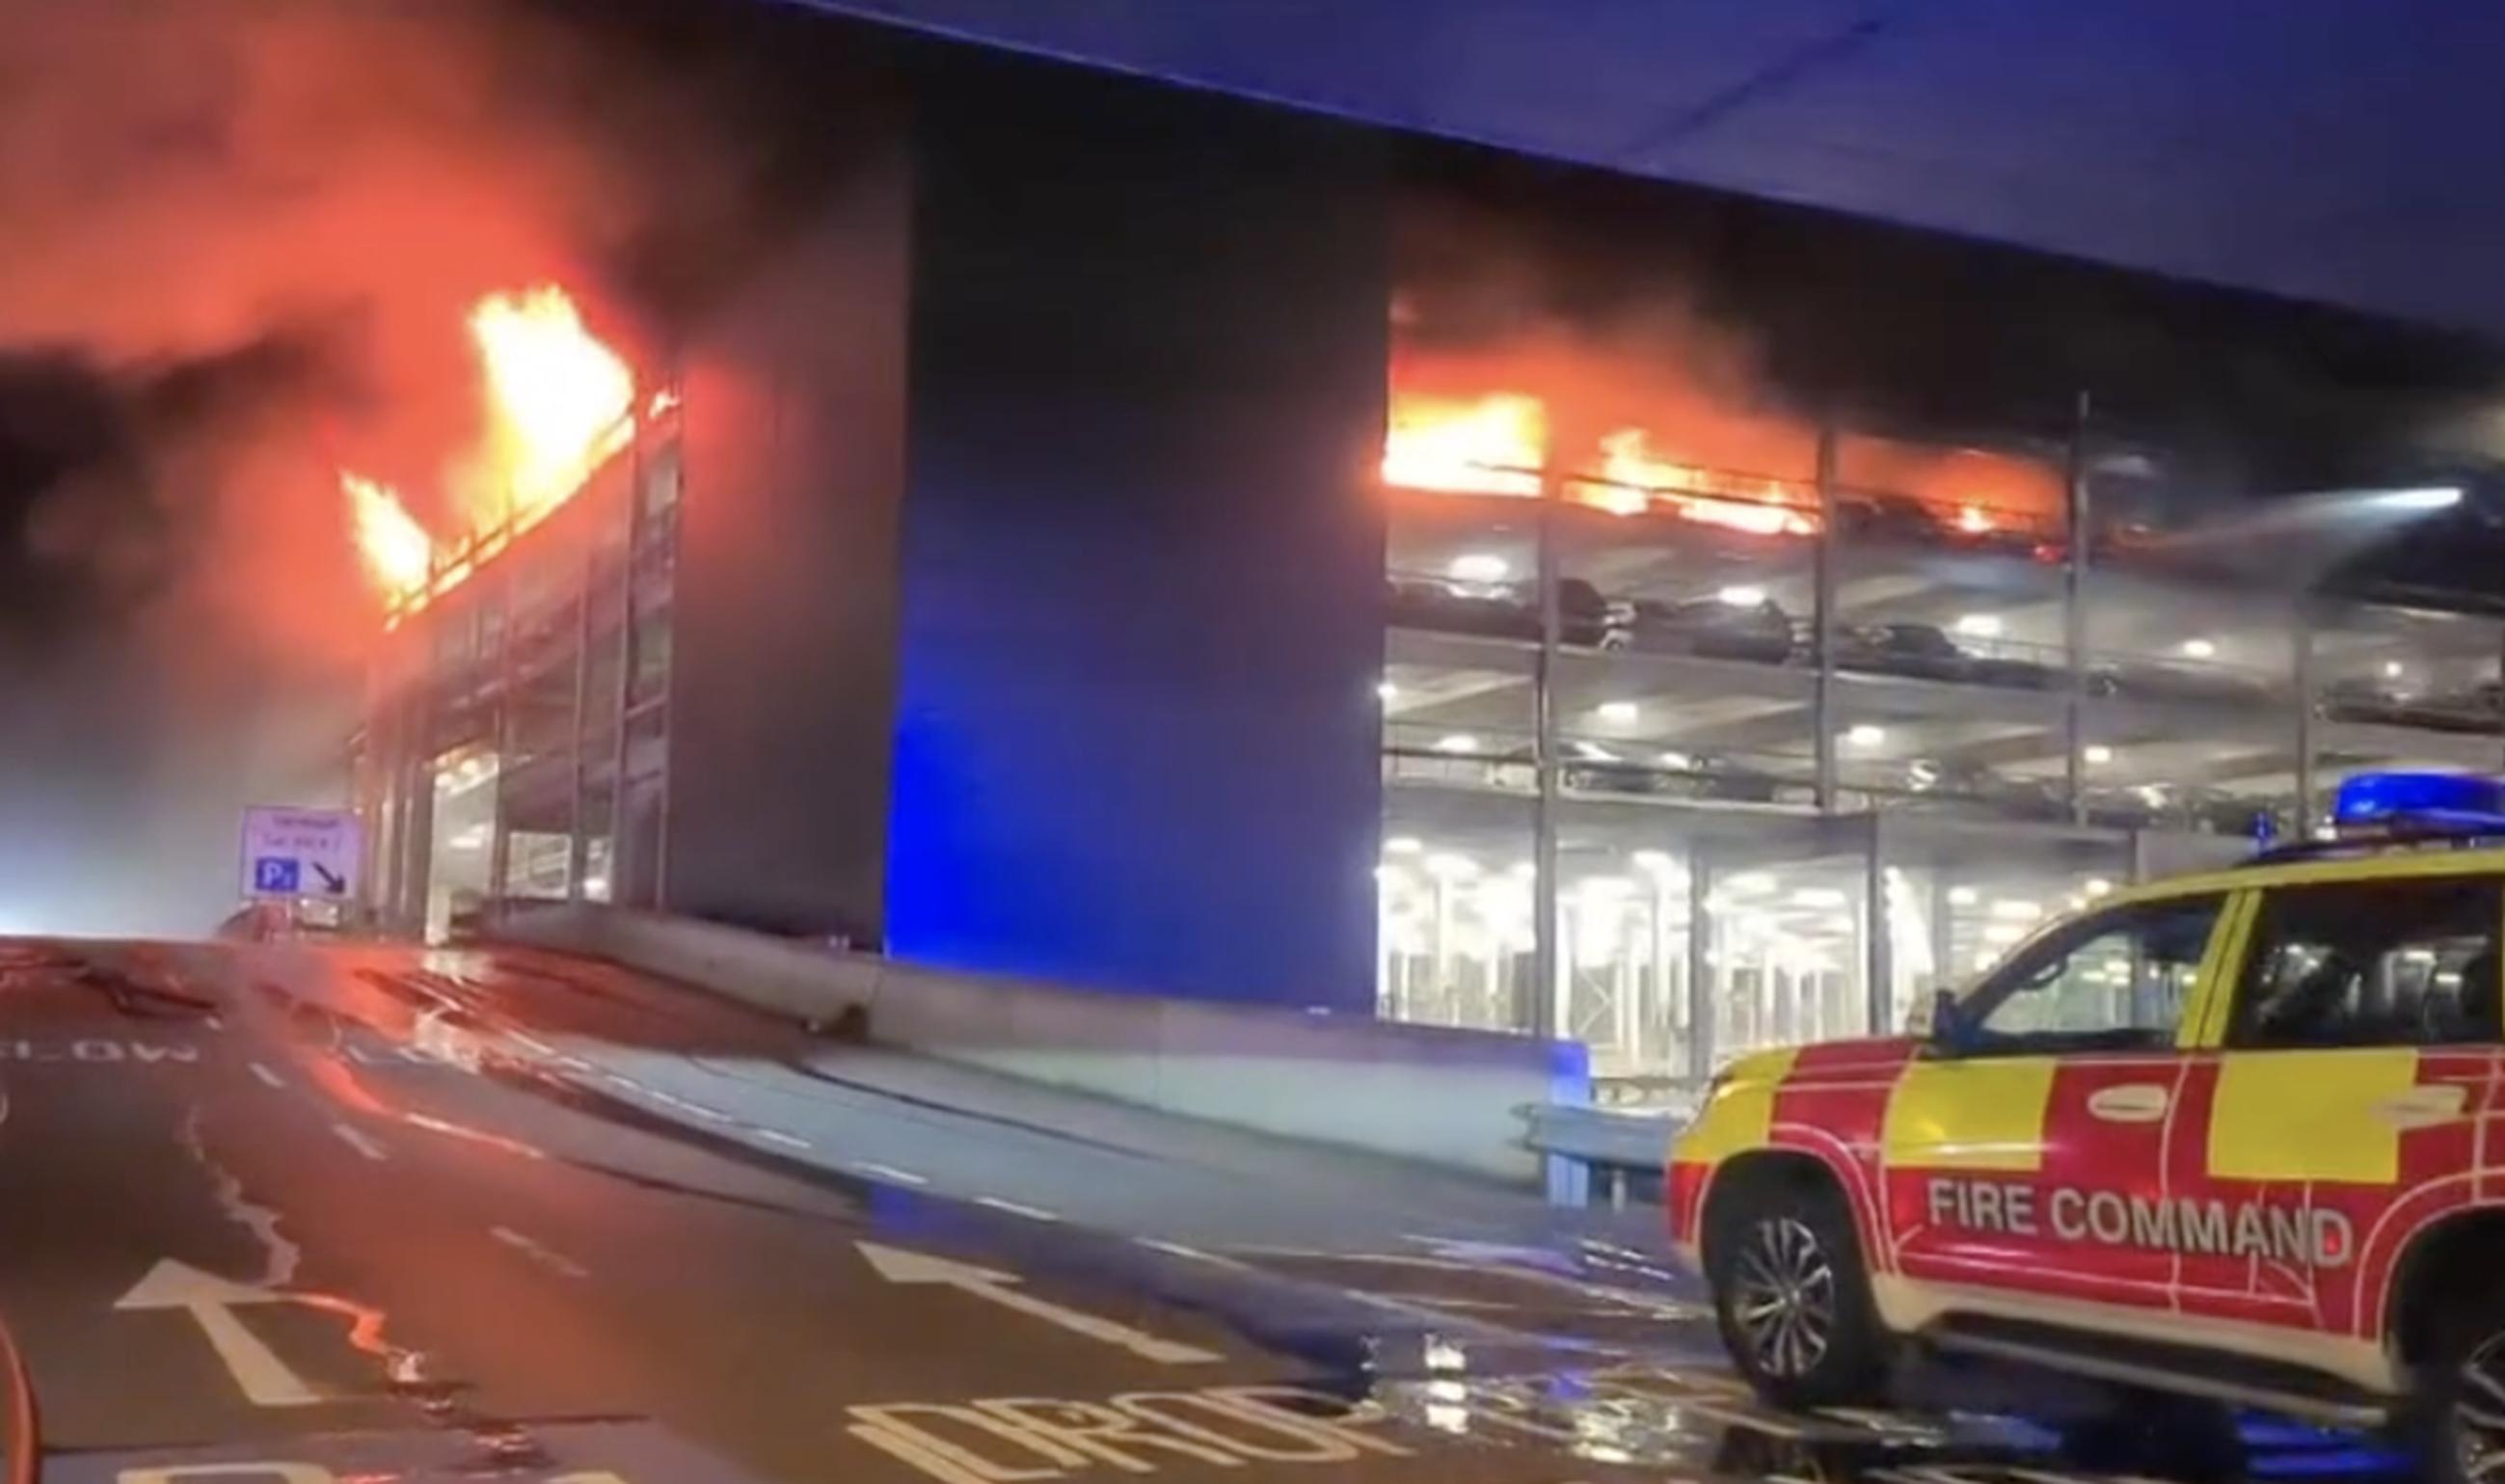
253 856 301 895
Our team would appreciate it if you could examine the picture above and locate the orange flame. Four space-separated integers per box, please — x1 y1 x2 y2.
1381 391 1819 536
466 285 635 527
341 473 433 600
1381 392 1546 497
1594 428 1819 536
340 283 637 613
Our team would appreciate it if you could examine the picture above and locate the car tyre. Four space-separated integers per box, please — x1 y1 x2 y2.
1706 1174 1890 1409
2409 1281 2505 1484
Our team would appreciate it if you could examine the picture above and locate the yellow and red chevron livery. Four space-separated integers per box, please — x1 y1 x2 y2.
1669 843 2505 1408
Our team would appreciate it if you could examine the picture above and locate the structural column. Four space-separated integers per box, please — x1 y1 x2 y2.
2063 390 2093 825
1813 418 1841 811
1531 463 1564 1038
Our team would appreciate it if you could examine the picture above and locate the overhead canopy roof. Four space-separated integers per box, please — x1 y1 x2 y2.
793 0 2505 338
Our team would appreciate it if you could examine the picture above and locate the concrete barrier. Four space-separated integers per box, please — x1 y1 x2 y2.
497 904 1586 1181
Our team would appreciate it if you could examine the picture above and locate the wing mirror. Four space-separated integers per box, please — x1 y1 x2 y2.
1922 987 1974 1055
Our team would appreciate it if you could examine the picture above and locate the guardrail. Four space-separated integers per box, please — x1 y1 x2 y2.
1519 1100 1689 1209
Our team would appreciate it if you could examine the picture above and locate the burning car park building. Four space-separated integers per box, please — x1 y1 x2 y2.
351 22 2505 1093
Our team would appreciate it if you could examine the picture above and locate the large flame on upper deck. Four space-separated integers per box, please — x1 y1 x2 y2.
341 283 636 611
1382 386 2060 538
465 286 635 527
342 474 433 599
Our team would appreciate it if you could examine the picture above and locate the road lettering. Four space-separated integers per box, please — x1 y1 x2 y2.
0 1039 200 1065
848 1387 1410 1484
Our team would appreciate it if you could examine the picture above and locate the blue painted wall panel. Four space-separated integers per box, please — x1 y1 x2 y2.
887 57 1387 1010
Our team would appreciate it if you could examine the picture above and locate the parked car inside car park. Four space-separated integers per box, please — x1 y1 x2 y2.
1608 594 1799 664
1668 770 2505 1483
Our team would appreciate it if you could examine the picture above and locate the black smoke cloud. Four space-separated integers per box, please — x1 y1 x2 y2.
0 0 836 934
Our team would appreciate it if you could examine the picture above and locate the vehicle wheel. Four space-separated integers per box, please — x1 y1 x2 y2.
2410 1282 2505 1484
1705 1174 1890 1408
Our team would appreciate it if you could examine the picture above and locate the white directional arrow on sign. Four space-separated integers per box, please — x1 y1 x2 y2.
857 1241 1220 1364
115 1259 321 1406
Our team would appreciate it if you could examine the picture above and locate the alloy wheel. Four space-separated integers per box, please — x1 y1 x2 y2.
1728 1215 1836 1379
2455 1332 2505 1481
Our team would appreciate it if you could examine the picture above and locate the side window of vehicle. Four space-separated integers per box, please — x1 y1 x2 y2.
1967 895 2226 1050
2232 877 2503 1049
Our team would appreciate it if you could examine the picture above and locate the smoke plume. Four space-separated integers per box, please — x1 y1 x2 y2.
0 0 788 933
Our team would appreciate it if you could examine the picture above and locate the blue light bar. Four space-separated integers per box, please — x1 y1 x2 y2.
2331 771 2505 835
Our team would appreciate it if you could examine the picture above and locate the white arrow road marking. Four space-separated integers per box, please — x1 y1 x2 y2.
248 1062 285 1090
115 1259 321 1406
856 1242 1221 1365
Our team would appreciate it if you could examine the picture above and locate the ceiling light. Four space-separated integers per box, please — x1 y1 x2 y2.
1723 872 1775 896
1423 852 1481 881
1384 836 1424 856
1948 885 1980 907
1376 681 1399 702
1845 724 1887 748
2179 637 2217 661
1990 899 2041 921
1982 922 2028 945
1598 700 1640 724
2083 743 2114 765
1715 584 1766 607
2383 661 2406 680
1433 734 1480 755
1510 860 1536 879
1791 887 1848 908
1448 553 1508 582
2084 877 2113 897
1631 850 1678 876
1953 613 2004 638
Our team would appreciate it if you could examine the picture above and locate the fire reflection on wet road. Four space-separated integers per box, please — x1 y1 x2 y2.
0 938 2417 1484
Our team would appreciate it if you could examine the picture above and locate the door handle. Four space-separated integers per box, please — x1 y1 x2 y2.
2372 1085 2470 1130
2086 1084 2170 1123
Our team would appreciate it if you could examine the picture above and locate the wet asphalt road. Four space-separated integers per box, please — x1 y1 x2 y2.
0 938 2416 1484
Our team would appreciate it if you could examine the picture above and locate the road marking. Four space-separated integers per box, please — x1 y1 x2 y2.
847 1385 1414 1483
852 1161 929 1186
857 1242 1220 1364
646 1089 735 1123
249 1062 285 1090
489 1226 590 1280
753 1128 811 1150
115 1259 320 1406
1131 1238 1237 1266
330 1123 389 1162
205 1015 225 1032
976 1197 1059 1222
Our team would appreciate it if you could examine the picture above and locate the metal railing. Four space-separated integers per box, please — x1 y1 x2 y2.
1518 1098 1693 1209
